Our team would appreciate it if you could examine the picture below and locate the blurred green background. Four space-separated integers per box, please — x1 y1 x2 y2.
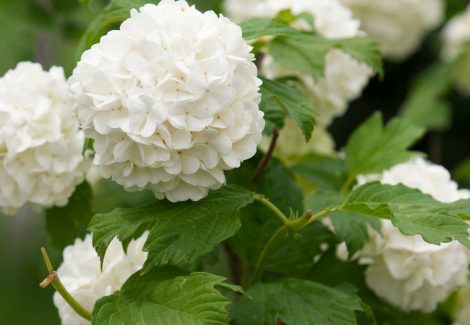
0 0 469 324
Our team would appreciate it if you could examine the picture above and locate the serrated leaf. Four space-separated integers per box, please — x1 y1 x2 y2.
341 182 470 249
231 278 363 325
77 0 159 56
93 267 240 325
88 185 255 273
260 77 315 140
400 63 454 131
268 35 383 81
240 18 307 41
46 182 93 249
346 112 425 177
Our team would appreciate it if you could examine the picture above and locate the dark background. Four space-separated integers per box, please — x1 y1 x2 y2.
0 0 469 324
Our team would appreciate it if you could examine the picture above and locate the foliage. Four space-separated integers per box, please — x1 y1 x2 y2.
3 1 470 324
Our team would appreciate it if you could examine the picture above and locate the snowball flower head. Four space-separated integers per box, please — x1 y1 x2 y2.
354 158 470 312
0 62 86 214
442 5 470 96
69 0 264 202
53 233 148 325
224 0 373 127
341 0 444 61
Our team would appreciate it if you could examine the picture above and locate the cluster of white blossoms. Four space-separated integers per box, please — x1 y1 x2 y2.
69 0 264 202
340 0 444 61
224 0 373 128
442 5 470 96
351 158 470 312
54 233 148 325
0 62 86 214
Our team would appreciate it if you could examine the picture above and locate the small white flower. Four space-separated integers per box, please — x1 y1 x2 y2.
70 0 264 202
53 233 148 325
224 0 374 127
0 62 86 214
442 5 470 96
353 158 470 312
341 0 444 61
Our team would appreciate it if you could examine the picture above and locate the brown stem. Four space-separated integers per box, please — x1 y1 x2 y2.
223 243 242 285
252 129 279 182
428 132 442 164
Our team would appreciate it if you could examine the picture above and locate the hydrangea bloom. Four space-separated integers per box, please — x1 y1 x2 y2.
442 5 470 96
0 62 86 214
69 0 264 202
353 158 470 312
224 0 373 127
341 0 444 61
53 233 148 325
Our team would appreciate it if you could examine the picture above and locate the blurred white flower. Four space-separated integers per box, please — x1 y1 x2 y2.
0 62 86 214
260 119 335 163
54 233 148 325
341 0 444 61
442 5 470 96
454 282 470 325
353 158 470 312
224 0 373 127
70 0 264 202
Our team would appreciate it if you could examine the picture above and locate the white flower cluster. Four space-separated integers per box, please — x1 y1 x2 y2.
0 62 86 214
224 0 373 128
442 5 470 96
54 233 148 325
70 0 264 202
340 0 444 61
353 158 470 312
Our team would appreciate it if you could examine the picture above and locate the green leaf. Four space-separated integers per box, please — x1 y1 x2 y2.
260 77 315 140
341 182 470 249
231 278 363 325
345 112 425 177
268 35 383 81
291 153 348 191
88 185 255 273
227 155 304 271
93 267 240 324
400 63 454 131
77 0 159 55
305 191 380 256
46 182 93 249
240 18 306 41
330 212 381 257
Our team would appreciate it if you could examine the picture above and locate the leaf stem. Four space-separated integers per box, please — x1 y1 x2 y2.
340 175 355 195
255 195 290 225
252 224 289 284
40 248 92 321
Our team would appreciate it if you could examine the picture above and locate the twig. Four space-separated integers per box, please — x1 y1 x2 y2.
252 129 279 182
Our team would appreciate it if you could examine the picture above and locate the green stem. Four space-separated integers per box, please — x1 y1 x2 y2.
251 206 339 285
40 248 92 322
340 175 355 195
252 225 289 284
255 195 290 225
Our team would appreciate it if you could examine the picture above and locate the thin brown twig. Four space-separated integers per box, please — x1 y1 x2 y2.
252 129 279 182
40 271 58 288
